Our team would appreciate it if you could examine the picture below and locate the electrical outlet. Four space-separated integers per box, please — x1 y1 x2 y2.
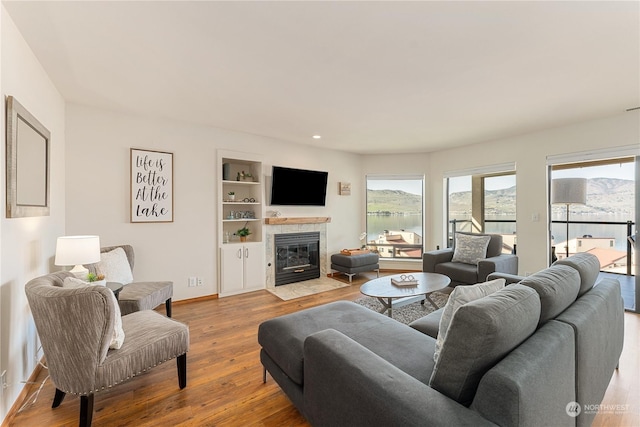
188 277 197 287
197 278 203 286
1 370 7 389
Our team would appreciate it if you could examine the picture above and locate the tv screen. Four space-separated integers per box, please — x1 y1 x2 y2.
271 166 328 206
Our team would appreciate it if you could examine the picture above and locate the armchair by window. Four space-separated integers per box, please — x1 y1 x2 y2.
25 271 189 427
423 232 518 285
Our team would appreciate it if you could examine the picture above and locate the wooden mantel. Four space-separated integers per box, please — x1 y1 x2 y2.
264 217 331 225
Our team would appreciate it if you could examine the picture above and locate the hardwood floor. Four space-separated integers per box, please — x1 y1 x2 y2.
5 272 640 426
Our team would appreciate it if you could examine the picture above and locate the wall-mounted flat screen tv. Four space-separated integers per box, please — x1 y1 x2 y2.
270 166 328 206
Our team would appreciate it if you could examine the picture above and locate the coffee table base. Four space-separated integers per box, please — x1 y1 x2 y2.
376 293 440 317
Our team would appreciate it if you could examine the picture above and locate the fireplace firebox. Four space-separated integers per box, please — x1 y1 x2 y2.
274 232 320 286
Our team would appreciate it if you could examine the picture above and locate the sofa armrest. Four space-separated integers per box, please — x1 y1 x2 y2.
423 249 454 273
477 254 518 281
303 329 496 427
486 271 524 285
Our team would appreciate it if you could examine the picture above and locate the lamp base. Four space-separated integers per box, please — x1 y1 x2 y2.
69 265 89 279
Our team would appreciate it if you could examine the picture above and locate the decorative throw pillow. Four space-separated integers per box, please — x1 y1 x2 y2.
62 276 93 288
62 277 125 349
434 278 506 363
451 233 491 265
106 290 125 349
96 247 134 285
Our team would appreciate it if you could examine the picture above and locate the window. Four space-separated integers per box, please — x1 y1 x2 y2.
445 166 516 253
366 175 424 259
550 158 635 273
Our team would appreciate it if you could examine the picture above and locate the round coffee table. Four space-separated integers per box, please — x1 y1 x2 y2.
360 272 451 317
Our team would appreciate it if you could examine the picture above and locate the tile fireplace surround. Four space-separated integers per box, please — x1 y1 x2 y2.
264 217 330 289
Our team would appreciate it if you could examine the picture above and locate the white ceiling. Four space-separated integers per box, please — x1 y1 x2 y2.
3 1 639 154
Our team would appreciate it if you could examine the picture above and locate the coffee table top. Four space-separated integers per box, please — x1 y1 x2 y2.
360 272 451 299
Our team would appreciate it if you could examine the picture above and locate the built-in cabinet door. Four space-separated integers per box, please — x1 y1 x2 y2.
243 244 265 290
220 245 244 293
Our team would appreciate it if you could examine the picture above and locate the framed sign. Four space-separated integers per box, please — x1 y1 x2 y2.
130 148 173 223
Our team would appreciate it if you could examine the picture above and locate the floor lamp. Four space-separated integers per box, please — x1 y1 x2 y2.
551 178 587 258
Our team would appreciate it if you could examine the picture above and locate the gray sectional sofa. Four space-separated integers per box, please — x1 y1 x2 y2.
257 253 624 426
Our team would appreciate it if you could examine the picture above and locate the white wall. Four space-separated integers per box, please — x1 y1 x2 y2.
376 112 639 277
0 5 66 422
65 104 362 301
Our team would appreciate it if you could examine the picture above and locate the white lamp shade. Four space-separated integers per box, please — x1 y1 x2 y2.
551 178 587 205
54 235 101 266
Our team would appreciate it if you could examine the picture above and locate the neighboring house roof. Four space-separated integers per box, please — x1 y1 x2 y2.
586 247 627 268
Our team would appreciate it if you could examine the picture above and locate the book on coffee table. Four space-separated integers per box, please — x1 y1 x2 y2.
391 278 418 287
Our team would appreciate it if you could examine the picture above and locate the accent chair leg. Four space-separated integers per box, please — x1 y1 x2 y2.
177 354 187 389
263 366 267 383
80 394 94 427
52 388 66 408
166 298 172 318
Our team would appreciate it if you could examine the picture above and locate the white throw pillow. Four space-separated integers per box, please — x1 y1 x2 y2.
62 277 93 288
97 247 134 285
62 277 125 349
106 290 125 349
434 278 506 363
451 233 491 265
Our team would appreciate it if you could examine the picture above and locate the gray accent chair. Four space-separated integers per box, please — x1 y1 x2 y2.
422 232 518 286
25 271 189 427
89 244 173 317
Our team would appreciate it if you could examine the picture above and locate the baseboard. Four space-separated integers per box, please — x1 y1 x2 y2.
1 358 45 427
172 294 218 306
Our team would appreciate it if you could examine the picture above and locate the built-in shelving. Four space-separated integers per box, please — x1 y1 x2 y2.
217 150 265 297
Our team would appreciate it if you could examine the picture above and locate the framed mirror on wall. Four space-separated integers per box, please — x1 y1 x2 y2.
6 96 51 218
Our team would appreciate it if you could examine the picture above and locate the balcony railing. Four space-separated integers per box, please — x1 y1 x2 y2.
449 218 636 277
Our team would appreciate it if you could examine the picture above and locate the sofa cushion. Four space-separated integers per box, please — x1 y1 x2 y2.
409 307 444 338
258 301 436 386
429 284 540 406
451 233 491 265
435 262 478 284
518 264 580 326
553 252 600 297
433 278 505 363
97 247 134 285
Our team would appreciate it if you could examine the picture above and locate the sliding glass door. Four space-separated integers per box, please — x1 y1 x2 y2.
548 149 637 312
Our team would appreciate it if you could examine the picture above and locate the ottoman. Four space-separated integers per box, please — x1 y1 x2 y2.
330 252 380 282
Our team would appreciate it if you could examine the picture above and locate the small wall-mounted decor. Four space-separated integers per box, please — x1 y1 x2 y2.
339 182 351 195
130 148 173 222
6 96 51 218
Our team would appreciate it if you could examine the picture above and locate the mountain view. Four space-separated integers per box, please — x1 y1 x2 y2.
368 178 635 219
451 177 634 219
367 189 422 214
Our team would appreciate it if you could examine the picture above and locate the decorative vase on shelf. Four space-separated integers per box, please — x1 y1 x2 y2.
228 194 235 201
240 236 247 242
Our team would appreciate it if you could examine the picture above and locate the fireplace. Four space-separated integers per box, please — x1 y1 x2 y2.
274 232 320 286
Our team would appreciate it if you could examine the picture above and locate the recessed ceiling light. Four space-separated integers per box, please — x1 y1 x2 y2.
312 135 321 139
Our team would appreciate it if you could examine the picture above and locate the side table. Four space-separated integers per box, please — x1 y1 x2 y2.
106 282 124 300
